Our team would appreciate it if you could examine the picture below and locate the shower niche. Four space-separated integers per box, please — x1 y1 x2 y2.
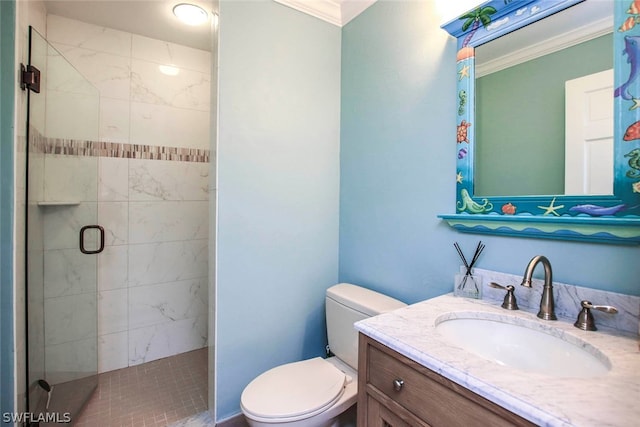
25 26 101 421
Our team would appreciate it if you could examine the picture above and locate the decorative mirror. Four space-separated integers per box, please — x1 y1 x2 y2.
439 0 640 245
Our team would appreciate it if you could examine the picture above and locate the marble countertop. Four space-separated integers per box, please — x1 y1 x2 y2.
355 294 640 427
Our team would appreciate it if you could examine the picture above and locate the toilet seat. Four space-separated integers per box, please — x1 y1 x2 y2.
241 357 346 423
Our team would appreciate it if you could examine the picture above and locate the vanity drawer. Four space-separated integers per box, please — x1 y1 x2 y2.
359 334 534 427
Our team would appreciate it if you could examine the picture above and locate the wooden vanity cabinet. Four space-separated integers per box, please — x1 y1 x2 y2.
357 334 536 427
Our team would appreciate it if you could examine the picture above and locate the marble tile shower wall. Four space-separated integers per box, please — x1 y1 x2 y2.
44 15 211 374
46 15 211 148
95 158 209 372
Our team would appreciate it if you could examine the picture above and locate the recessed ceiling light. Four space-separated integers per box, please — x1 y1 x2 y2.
173 3 209 26
159 64 180 76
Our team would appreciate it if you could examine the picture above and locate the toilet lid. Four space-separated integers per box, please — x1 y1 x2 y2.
241 357 346 422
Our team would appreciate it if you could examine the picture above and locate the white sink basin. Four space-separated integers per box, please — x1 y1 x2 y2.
435 313 610 377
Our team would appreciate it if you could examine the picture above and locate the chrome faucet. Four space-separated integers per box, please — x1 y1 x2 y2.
520 255 557 320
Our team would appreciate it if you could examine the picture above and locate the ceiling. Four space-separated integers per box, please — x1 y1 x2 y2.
43 0 377 52
44 0 215 51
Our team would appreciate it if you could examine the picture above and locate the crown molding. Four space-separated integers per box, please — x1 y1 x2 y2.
341 0 377 25
476 17 613 77
274 0 376 27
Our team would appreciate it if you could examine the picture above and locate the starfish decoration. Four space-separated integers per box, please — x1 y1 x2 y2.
630 98 640 111
537 197 564 216
456 172 464 183
458 64 470 80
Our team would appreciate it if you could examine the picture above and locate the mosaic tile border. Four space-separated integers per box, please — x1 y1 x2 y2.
28 127 210 163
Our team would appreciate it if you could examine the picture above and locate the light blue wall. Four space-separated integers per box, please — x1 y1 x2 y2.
216 0 341 421
339 0 459 304
0 0 15 420
339 0 640 303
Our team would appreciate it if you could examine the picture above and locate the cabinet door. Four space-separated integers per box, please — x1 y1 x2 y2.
366 396 413 427
358 334 536 427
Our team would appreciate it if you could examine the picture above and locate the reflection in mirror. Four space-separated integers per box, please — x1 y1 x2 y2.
474 2 613 197
440 0 640 245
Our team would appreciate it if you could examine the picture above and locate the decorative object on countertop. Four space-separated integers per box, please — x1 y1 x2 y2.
453 241 485 299
489 282 519 310
454 272 483 299
574 300 618 331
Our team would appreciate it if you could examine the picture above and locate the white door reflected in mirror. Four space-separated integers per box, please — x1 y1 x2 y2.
564 69 614 195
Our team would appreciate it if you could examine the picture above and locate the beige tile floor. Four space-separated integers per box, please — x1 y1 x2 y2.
73 348 208 427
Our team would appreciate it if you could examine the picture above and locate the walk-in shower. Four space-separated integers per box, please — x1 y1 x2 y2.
23 1 215 421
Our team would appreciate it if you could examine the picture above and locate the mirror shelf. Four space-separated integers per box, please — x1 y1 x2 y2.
439 0 640 245
439 214 640 245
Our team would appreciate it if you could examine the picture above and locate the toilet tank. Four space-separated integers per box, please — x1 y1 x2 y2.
325 283 406 370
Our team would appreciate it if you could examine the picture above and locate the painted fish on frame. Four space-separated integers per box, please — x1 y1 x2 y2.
569 204 626 216
624 120 640 141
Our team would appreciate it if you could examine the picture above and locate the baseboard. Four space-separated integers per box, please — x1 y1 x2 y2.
216 413 249 427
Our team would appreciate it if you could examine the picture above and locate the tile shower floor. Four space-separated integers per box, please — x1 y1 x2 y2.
73 348 208 427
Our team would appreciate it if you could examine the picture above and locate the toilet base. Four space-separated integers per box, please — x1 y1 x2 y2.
243 403 356 427
333 404 356 427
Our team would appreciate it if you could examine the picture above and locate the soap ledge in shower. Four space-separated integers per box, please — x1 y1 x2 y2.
37 201 81 207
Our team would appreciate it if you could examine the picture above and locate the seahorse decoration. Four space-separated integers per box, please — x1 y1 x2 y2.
457 189 493 213
625 148 640 178
458 90 467 116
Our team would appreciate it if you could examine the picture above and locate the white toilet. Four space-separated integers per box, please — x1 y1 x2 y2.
240 283 406 427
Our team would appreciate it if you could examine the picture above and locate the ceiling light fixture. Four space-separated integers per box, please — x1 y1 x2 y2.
159 64 180 76
173 3 209 26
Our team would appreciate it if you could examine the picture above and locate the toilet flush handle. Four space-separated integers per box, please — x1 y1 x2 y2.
393 378 404 392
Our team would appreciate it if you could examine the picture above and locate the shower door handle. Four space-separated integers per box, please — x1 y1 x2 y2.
79 225 105 254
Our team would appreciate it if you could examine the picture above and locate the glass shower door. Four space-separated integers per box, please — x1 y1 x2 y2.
26 27 101 423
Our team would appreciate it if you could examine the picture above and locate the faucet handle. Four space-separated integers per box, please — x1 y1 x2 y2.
574 300 618 331
489 282 519 311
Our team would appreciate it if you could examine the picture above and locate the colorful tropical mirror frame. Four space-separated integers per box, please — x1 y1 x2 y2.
439 0 640 245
